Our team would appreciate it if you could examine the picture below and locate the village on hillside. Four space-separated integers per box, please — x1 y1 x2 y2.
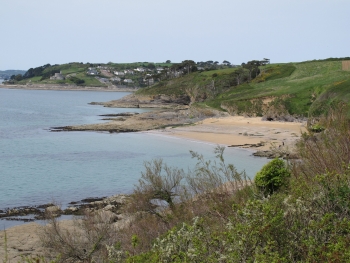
3 60 239 88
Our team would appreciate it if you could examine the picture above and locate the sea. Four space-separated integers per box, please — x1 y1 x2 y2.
0 88 268 228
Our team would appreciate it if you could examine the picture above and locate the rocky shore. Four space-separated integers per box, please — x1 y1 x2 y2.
51 94 226 133
0 194 129 225
0 194 131 261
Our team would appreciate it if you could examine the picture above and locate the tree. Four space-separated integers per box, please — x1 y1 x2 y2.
134 159 185 212
147 63 156 70
166 60 171 63
259 58 270 74
255 158 291 196
231 68 245 85
242 60 261 81
14 74 23 81
181 60 197 75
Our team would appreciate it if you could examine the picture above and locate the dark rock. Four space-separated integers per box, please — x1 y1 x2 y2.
99 112 139 117
81 197 106 203
37 203 55 209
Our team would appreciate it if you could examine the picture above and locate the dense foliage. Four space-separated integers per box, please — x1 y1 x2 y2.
255 158 291 196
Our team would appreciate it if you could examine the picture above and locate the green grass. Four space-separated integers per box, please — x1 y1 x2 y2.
76 73 106 86
137 60 350 117
207 61 350 116
200 67 238 76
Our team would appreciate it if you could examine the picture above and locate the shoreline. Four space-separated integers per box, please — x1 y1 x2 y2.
1 115 305 228
146 116 306 152
0 115 306 259
0 89 306 260
0 194 129 261
0 84 138 92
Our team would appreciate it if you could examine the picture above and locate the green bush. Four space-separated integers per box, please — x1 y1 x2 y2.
255 158 291 196
69 76 85 85
309 123 325 133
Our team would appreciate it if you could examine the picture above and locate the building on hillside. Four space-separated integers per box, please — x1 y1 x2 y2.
124 79 133 84
50 71 65 80
114 71 125 76
124 70 134 75
87 68 98 75
143 77 154 85
111 77 121 82
135 67 145 72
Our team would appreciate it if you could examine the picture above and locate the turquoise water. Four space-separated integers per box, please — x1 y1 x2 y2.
0 89 268 211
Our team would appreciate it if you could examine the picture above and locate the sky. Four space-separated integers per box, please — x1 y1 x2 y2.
0 0 349 70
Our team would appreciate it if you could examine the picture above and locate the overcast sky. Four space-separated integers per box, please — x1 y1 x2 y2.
0 0 349 70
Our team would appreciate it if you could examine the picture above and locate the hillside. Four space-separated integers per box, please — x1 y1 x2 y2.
0 70 26 79
6 62 173 87
4 58 350 118
137 59 350 118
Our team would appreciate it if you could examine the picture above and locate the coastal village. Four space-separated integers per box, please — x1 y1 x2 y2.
4 60 238 88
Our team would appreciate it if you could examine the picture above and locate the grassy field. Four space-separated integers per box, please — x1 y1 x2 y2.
16 63 107 86
138 60 350 117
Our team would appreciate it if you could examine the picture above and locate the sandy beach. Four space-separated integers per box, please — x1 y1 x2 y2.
150 116 306 151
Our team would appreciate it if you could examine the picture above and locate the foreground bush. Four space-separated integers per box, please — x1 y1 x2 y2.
128 168 350 262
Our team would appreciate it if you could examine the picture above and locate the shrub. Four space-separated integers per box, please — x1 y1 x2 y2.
40 211 117 262
69 76 85 85
255 158 291 196
293 102 350 179
309 123 325 133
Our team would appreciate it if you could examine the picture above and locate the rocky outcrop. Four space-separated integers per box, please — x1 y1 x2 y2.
1 194 129 223
50 106 224 133
97 94 191 108
253 150 299 159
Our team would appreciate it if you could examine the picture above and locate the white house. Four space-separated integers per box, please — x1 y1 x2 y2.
87 68 98 75
114 71 125 76
135 67 145 72
111 77 121 82
124 69 134 75
143 77 154 85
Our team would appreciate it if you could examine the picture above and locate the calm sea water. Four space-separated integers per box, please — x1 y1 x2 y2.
0 89 268 215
